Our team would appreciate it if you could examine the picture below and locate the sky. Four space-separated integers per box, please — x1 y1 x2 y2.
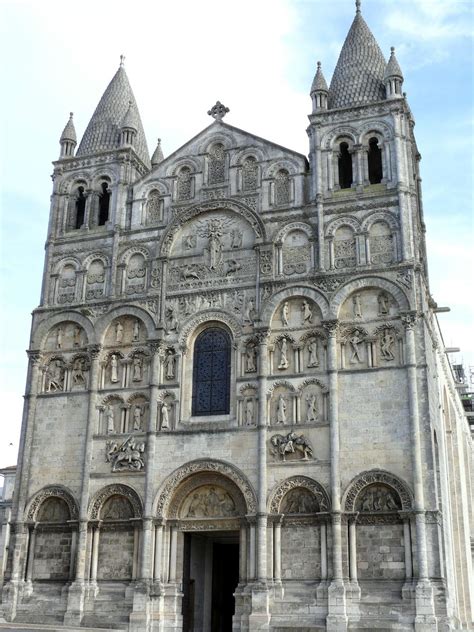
0 0 473 470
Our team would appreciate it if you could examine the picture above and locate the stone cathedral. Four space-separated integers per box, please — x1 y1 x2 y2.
2 3 473 631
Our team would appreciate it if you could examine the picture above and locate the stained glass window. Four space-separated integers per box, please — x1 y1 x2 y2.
192 328 231 416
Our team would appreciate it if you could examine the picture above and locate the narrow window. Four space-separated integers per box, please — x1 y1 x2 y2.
75 186 86 229
368 137 383 184
208 143 226 184
192 328 231 416
177 167 192 201
98 182 110 226
338 142 352 189
275 169 290 205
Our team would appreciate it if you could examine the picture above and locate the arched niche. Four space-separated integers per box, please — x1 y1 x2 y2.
269 476 330 514
26 485 79 522
343 470 412 513
101 315 148 348
338 287 400 322
89 484 143 521
331 277 411 320
42 320 88 352
261 286 329 327
84 257 107 301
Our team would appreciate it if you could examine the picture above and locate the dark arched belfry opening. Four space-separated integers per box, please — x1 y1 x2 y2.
75 186 86 229
338 142 353 189
192 327 231 416
98 182 110 225
368 137 383 184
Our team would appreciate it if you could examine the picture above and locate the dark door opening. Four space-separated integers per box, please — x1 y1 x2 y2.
182 532 239 632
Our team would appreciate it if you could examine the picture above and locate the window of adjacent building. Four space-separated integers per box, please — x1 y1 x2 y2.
192 328 231 416
338 142 352 189
368 137 383 184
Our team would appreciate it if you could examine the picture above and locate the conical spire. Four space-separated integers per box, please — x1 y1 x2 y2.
329 1 386 109
310 62 329 112
121 100 139 132
311 61 329 94
384 47 404 99
151 138 164 166
59 112 77 158
77 59 150 167
384 46 403 80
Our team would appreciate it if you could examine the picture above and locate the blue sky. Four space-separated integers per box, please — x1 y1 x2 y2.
0 0 473 468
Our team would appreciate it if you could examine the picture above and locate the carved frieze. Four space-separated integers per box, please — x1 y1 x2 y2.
105 436 146 472
270 432 314 462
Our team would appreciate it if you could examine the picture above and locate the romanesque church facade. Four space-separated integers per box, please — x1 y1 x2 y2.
2 3 473 631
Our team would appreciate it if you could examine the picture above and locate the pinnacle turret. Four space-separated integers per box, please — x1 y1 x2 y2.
151 138 164 166
77 59 150 167
59 112 77 158
384 47 404 99
310 62 329 112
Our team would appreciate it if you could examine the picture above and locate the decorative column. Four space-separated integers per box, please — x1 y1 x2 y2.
348 519 357 582
273 516 282 583
239 522 247 583
65 345 101 625
24 526 36 587
153 521 164 582
256 331 269 583
168 522 178 583
323 320 347 630
90 524 100 585
392 110 412 260
402 313 436 626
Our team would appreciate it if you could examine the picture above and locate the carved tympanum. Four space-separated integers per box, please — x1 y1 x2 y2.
281 487 320 514
182 485 237 518
356 484 402 512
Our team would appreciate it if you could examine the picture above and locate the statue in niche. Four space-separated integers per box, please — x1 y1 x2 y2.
164 349 176 380
244 398 254 426
281 301 290 327
56 327 63 349
184 234 196 249
106 436 145 472
115 322 124 343
349 331 363 364
378 292 390 315
301 300 313 325
46 360 64 392
305 394 319 422
282 488 319 514
353 294 363 319
72 357 87 387
358 485 401 512
133 319 140 341
270 431 313 461
307 339 319 367
185 486 236 518
380 330 395 361
161 401 170 429
245 344 257 373
133 405 143 431
231 228 243 249
166 305 178 332
245 298 255 322
276 394 287 424
132 356 143 381
278 338 289 370
73 325 81 347
110 354 119 383
105 405 115 434
207 219 224 270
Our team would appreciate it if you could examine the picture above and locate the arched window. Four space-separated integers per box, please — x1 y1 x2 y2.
146 189 162 224
368 137 383 184
275 169 290 205
192 328 231 416
177 166 192 201
98 182 110 225
208 143 226 184
242 156 258 191
338 142 352 189
75 186 86 229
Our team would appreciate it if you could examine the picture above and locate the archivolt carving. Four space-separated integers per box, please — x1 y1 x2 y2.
119 246 150 266
101 393 125 406
52 256 82 275
264 158 302 179
322 126 358 149
83 252 109 269
59 172 91 194
178 310 241 351
95 306 156 341
343 470 413 512
230 146 267 167
325 216 361 237
157 390 176 402
154 459 257 517
274 221 313 244
261 286 329 323
269 476 330 513
166 157 201 178
361 210 399 233
198 131 234 154
299 329 327 344
34 312 94 350
89 483 143 520
358 121 393 144
26 485 79 521
160 200 265 256
126 392 149 404
297 378 328 393
330 276 411 318
267 380 296 396
140 179 170 199
168 474 246 520
239 383 257 395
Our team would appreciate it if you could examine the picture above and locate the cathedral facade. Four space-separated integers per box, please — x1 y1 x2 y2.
2 3 473 631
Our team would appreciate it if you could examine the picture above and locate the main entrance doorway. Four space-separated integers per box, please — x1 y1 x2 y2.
182 531 239 632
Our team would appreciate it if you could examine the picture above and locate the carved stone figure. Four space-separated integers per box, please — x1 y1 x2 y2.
301 300 313 325
72 357 87 388
133 319 140 341
245 398 254 426
161 401 170 429
270 432 313 461
307 339 319 367
380 330 395 361
281 488 319 514
245 298 255 322
278 338 289 370
378 292 390 315
207 219 224 270
164 349 176 380
185 486 236 518
230 228 243 249
276 394 287 424
133 406 142 431
110 354 119 383
357 485 401 512
115 322 124 343
166 306 178 332
106 437 145 472
46 360 64 392
305 394 319 422
353 294 362 319
245 344 257 373
184 234 196 249
132 356 143 381
56 327 63 349
281 301 290 327
105 405 115 434
349 331 363 363
225 259 241 276
73 325 81 347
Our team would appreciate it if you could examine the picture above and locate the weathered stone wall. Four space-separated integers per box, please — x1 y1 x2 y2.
33 530 71 580
356 523 405 580
281 525 320 580
97 527 134 580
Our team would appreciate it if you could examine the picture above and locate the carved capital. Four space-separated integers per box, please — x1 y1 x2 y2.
400 311 418 330
88 344 102 359
322 320 339 337
27 350 42 366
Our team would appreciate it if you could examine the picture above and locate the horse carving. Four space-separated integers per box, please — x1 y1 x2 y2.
270 432 313 461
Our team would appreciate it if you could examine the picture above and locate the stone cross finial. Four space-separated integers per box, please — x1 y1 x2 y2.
356 0 361 13
120 54 125 67
207 101 230 121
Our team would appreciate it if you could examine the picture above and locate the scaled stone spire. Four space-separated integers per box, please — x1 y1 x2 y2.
77 59 150 167
329 1 386 109
310 62 329 112
151 138 164 166
59 112 77 158
384 47 404 99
